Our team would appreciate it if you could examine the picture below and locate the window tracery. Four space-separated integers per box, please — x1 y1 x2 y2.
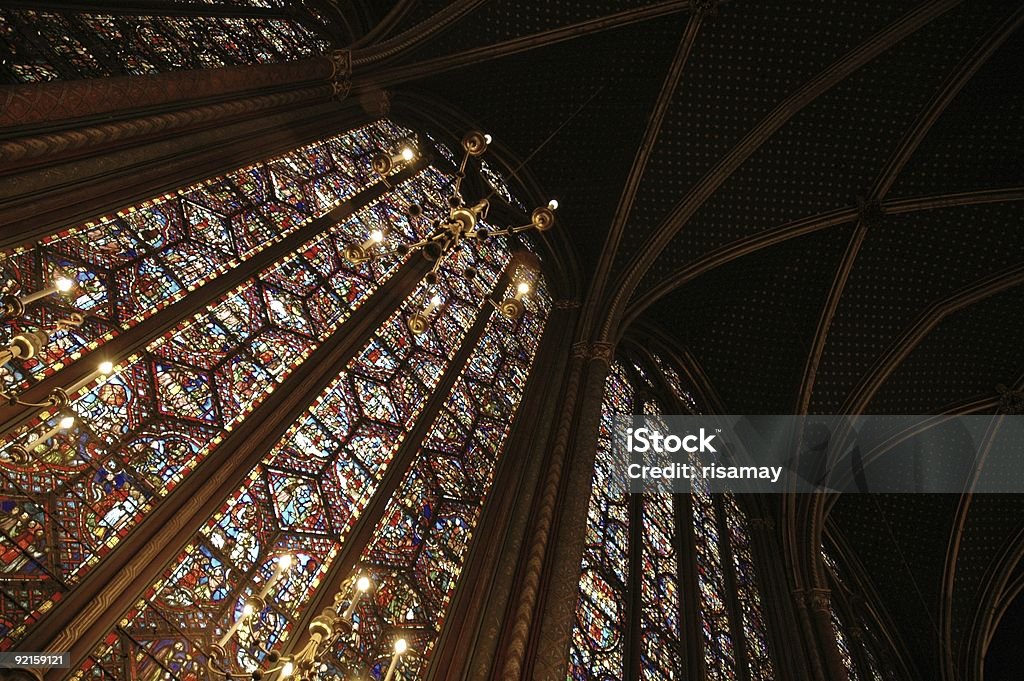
567 351 776 681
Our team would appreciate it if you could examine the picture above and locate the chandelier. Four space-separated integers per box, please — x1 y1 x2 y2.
342 131 557 334
206 563 409 681
0 275 117 458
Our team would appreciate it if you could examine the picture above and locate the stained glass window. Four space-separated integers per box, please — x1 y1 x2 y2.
0 121 433 650
567 362 634 680
0 8 328 83
0 120 410 397
0 116 555 680
327 271 551 679
79 244 518 679
823 549 887 681
568 351 777 680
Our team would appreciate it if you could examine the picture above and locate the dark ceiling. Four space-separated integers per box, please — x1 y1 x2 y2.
353 1 1024 678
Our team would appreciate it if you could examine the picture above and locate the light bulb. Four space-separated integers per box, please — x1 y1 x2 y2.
278 554 293 569
516 282 531 295
98 361 114 375
430 295 442 307
356 576 371 592
58 416 75 430
242 603 254 617
394 638 408 655
547 199 559 210
400 147 414 161
281 661 294 677
483 134 493 144
54 277 74 293
269 299 285 314
369 230 384 243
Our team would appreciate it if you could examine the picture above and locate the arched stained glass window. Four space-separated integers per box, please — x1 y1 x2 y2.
0 120 436 650
567 350 777 681
0 118 554 680
0 5 329 83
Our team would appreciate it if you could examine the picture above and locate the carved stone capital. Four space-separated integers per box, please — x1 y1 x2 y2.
588 342 615 365
327 50 353 102
570 341 590 359
996 383 1024 415
807 587 832 614
329 49 352 80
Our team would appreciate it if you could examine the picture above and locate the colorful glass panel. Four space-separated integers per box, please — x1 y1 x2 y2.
640 491 680 681
0 9 328 83
75 236 530 678
328 274 551 679
0 145 431 649
724 496 774 680
0 120 413 396
567 362 634 681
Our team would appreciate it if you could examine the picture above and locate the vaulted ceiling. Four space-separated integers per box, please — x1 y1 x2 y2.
348 1 1024 678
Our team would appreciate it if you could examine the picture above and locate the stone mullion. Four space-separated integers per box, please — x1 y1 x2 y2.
714 494 754 681
3 11 83 81
674 492 704 681
428 302 579 681
624 493 643 681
